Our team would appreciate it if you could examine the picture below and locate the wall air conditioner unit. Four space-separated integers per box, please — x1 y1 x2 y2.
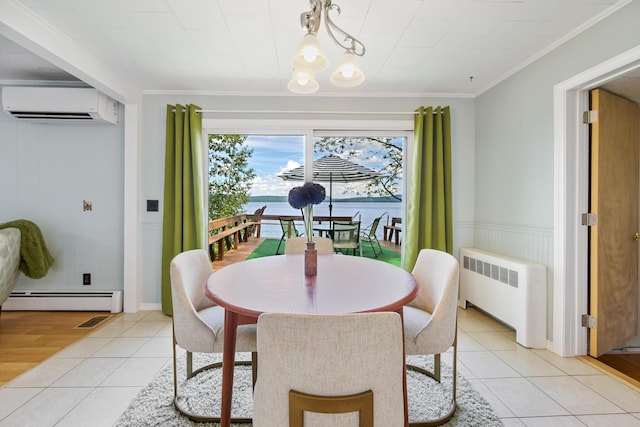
2 86 119 124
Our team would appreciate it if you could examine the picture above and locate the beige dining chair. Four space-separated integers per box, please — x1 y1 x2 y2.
403 248 460 426
253 312 405 427
170 249 257 423
285 236 334 255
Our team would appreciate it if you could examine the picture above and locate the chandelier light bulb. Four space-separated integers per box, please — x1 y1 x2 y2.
288 71 319 94
340 65 355 79
292 34 329 74
302 47 318 63
330 52 364 87
297 74 310 85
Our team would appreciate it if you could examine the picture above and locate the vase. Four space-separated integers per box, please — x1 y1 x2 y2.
304 241 317 276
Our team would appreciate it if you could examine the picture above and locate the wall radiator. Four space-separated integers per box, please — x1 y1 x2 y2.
4 290 123 313
458 248 547 348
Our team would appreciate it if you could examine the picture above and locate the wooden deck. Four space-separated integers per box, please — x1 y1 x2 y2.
210 236 401 270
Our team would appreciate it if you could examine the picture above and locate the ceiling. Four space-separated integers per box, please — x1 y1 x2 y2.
0 0 637 99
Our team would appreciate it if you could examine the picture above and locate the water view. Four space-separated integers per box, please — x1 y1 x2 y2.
211 134 406 240
244 201 401 239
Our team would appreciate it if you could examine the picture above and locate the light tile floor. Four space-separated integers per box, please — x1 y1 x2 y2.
2 307 640 426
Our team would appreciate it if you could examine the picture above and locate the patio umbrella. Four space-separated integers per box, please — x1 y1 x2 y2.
278 154 382 221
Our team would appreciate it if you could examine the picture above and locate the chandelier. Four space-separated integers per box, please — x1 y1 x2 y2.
288 0 366 94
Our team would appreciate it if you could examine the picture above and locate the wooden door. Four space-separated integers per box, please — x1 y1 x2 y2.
589 88 640 357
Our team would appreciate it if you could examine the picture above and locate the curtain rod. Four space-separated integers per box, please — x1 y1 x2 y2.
195 109 425 115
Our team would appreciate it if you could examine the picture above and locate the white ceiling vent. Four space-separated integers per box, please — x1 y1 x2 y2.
2 86 119 124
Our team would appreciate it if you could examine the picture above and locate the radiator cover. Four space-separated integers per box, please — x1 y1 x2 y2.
4 290 123 313
458 248 547 348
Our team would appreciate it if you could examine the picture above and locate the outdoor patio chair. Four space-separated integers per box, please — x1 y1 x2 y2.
276 217 302 255
253 312 405 427
360 214 384 257
332 220 361 256
404 248 459 426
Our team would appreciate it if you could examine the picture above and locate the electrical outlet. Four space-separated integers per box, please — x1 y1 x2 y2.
83 273 91 285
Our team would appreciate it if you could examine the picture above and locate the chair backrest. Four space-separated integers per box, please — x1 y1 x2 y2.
253 312 405 427
280 217 300 238
170 249 218 352
285 236 334 255
0 228 21 305
365 216 381 238
332 221 360 248
409 248 460 353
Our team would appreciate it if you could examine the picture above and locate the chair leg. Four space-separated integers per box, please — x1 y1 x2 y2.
374 239 383 257
275 236 285 255
252 351 258 390
367 239 381 258
407 337 457 427
172 327 255 423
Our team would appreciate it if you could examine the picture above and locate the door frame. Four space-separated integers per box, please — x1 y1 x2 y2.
553 45 640 357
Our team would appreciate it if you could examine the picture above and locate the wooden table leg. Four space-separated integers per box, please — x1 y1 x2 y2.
220 310 238 427
395 306 409 427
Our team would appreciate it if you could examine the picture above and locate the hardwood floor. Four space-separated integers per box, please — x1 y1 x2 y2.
0 310 118 386
597 353 640 385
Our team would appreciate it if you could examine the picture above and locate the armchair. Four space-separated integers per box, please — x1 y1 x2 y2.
253 312 405 427
0 228 21 316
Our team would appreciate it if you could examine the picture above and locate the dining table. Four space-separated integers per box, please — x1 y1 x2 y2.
205 253 418 427
312 223 333 238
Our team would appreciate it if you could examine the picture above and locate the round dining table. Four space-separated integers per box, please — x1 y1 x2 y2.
205 254 417 427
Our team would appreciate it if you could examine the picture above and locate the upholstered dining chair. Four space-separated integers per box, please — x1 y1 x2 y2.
403 248 460 427
253 312 405 427
170 249 257 423
285 236 334 255
276 217 302 255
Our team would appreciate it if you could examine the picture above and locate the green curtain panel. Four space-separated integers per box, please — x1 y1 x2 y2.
161 104 206 315
403 106 453 271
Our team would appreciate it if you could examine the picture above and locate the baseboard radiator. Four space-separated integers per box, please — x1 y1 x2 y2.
4 290 123 313
458 248 547 348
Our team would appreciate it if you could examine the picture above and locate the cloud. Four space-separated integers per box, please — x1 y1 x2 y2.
281 160 301 172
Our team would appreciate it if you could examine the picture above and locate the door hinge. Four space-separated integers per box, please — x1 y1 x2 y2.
582 314 597 329
582 213 597 226
583 110 598 124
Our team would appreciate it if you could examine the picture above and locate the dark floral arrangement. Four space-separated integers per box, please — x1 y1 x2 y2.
288 182 326 242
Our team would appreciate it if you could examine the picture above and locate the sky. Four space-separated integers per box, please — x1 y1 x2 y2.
242 134 404 198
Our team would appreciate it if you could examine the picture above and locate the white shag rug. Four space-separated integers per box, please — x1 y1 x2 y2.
116 353 502 426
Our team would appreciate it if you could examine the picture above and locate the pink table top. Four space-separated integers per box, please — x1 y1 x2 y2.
205 254 417 317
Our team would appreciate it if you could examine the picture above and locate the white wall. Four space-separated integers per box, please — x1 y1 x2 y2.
137 94 476 309
474 0 640 342
0 97 125 292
